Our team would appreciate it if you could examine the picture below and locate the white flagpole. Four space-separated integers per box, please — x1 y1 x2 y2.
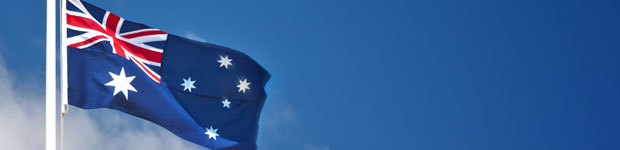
60 0 68 149
46 0 57 150
60 0 68 116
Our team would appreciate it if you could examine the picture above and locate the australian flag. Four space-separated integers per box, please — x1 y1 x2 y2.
64 0 270 149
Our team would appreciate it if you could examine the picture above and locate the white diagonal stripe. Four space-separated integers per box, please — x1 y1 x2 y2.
66 31 106 45
76 38 109 49
124 34 168 44
66 10 90 19
119 28 161 36
129 52 161 67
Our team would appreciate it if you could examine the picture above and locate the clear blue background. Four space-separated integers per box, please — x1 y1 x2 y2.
1 0 619 149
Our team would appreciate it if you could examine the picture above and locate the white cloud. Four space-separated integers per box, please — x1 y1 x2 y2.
257 89 330 150
0 45 45 149
261 98 298 130
257 89 307 149
0 43 45 149
259 90 298 138
0 45 206 150
185 32 207 42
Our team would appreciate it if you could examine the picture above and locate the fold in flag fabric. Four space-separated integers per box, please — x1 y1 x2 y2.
65 0 270 149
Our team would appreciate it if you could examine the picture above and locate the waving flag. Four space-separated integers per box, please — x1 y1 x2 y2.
65 0 270 149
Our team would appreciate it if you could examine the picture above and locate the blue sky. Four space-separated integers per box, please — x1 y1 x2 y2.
1 0 620 149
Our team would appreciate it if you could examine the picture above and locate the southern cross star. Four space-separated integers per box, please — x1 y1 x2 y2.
180 77 196 92
237 78 251 93
217 55 233 69
222 98 231 108
104 67 137 100
205 126 219 140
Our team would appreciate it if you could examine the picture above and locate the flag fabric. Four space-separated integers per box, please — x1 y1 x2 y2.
65 0 270 149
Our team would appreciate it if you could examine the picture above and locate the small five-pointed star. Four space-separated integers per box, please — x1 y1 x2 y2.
104 67 137 100
217 55 233 69
237 78 251 93
180 77 196 92
221 98 231 108
205 126 219 140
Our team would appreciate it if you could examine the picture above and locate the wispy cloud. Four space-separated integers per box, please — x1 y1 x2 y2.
261 98 298 130
0 44 45 149
259 90 298 137
185 32 207 42
257 89 330 150
0 43 206 150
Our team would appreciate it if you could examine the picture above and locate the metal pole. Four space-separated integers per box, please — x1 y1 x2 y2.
60 0 68 116
46 0 57 149
60 0 68 149
60 112 64 150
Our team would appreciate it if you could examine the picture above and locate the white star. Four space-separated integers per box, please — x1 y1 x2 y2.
237 78 251 93
104 67 137 100
217 55 233 69
222 98 231 108
205 126 219 140
180 77 196 92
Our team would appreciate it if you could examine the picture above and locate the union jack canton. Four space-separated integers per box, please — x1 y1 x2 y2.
66 0 166 83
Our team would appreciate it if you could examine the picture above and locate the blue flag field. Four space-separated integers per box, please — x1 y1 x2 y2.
65 0 270 149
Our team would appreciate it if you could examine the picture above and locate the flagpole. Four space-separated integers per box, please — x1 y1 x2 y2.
60 0 68 149
46 0 57 150
60 0 68 116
